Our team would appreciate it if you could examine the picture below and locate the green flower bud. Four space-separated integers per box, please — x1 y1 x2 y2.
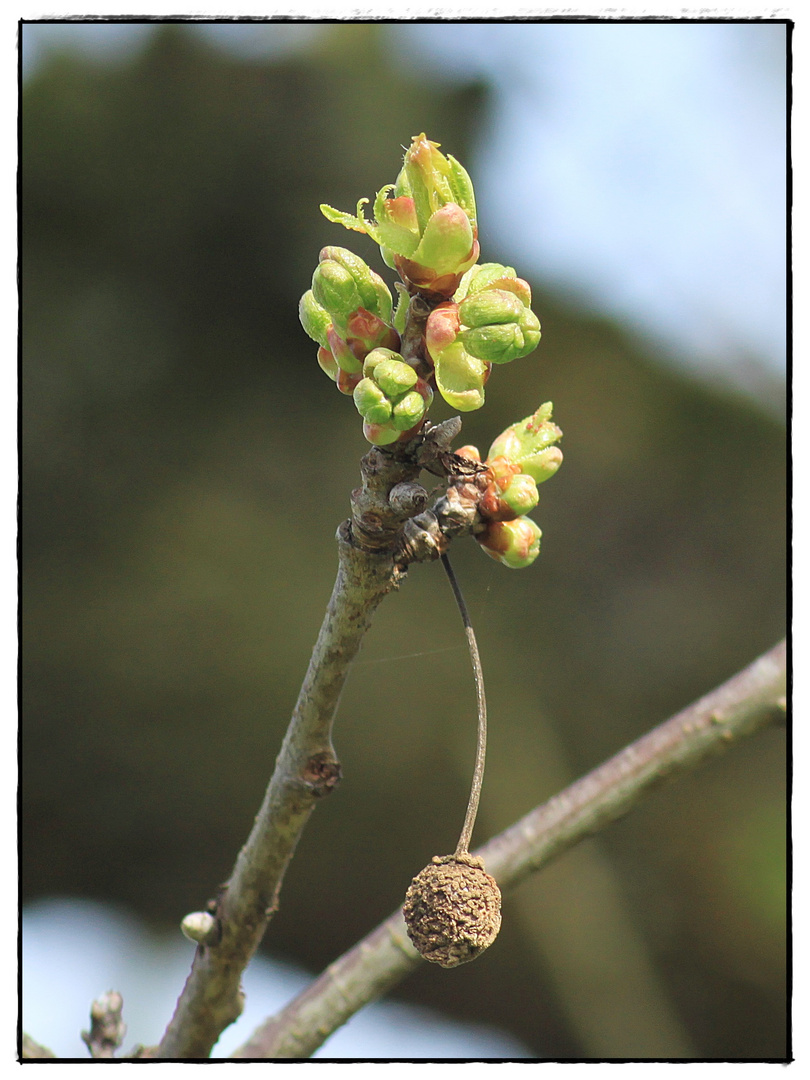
461 307 541 364
455 288 541 364
478 517 542 569
457 263 516 299
458 289 525 328
359 376 433 446
392 389 428 430
353 377 393 425
312 259 363 323
362 346 405 378
299 290 332 348
319 246 393 323
487 404 563 481
353 348 432 443
498 473 540 517
373 357 418 398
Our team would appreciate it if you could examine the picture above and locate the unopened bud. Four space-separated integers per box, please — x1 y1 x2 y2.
478 516 542 569
458 288 525 328
299 290 332 348
318 246 393 323
487 404 563 480
181 911 219 946
392 389 429 430
496 472 540 519
353 378 393 425
312 259 362 323
373 357 418 398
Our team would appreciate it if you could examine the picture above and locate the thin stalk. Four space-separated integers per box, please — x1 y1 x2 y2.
440 553 487 857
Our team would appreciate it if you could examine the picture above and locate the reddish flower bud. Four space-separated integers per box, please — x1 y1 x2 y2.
478 517 542 569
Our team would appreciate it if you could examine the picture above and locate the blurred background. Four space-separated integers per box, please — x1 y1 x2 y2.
21 20 787 1060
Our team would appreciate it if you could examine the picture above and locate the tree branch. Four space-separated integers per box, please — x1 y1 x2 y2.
155 528 402 1057
232 637 786 1059
156 417 472 1058
21 1034 56 1059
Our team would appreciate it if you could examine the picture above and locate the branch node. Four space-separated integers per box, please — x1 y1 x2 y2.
302 751 342 797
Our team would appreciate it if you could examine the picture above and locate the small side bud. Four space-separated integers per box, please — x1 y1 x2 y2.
478 517 542 569
181 911 219 946
496 472 540 519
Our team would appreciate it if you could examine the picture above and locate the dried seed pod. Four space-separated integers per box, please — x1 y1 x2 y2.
403 853 501 968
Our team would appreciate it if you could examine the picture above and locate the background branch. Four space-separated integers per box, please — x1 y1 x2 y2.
232 637 786 1059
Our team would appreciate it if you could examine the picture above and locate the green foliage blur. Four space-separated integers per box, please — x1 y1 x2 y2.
21 23 786 1060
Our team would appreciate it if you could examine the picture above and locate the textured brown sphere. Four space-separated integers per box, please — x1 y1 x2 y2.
403 853 502 968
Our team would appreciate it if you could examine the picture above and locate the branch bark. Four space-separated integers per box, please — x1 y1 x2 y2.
232 637 786 1059
155 527 401 1057
156 420 467 1057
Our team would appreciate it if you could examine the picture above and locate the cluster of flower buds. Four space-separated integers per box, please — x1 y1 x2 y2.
352 348 433 446
299 134 549 460
425 263 541 411
457 403 563 569
299 246 401 396
321 133 479 300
